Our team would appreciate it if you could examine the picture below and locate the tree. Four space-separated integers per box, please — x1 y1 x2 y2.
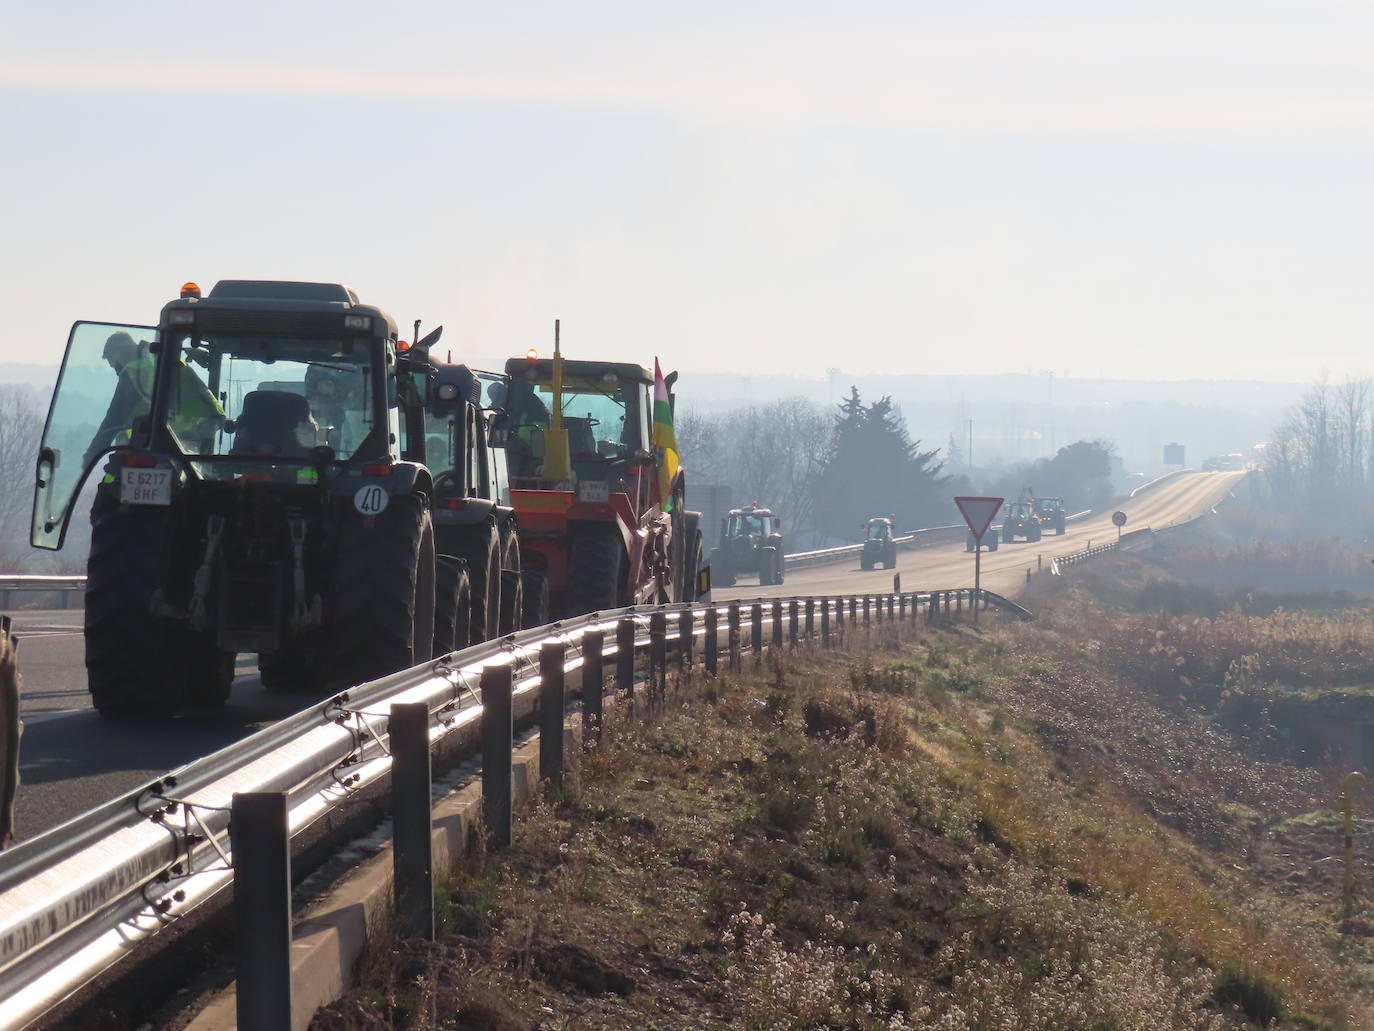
811 387 948 539
0 386 44 566
676 398 831 546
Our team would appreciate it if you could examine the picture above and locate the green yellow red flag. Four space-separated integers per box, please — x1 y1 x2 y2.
653 359 678 511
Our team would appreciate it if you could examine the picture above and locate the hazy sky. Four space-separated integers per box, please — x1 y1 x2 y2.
4 1 1374 383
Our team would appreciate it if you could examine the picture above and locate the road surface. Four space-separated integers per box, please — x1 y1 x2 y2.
717 470 1246 600
3 470 1243 841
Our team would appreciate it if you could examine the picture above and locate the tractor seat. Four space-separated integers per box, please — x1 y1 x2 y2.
230 390 318 457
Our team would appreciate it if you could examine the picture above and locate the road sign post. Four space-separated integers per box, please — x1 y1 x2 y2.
1112 510 1127 541
954 496 1004 625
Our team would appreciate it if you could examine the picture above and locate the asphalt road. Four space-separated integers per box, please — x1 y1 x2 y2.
716 470 1247 600
8 623 302 840
4 470 1244 842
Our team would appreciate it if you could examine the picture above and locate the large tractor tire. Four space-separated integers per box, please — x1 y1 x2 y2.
521 570 550 629
433 556 472 657
681 530 705 603
567 526 625 615
774 550 785 585
182 640 235 708
760 546 778 584
259 646 315 694
1030 526 1042 543
711 548 735 587
988 535 999 552
1002 527 1014 544
452 526 501 645
85 498 186 717
327 497 435 692
860 551 873 571
499 569 524 636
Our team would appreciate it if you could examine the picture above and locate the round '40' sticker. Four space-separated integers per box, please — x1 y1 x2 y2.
354 485 390 515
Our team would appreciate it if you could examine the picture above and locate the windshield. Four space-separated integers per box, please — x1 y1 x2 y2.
729 514 768 536
1009 502 1033 517
503 373 648 483
867 522 890 539
1034 499 1059 513
165 333 379 462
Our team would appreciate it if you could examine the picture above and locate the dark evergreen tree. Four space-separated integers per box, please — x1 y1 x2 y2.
812 387 948 538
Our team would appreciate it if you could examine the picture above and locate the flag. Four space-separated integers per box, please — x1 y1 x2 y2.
653 358 679 511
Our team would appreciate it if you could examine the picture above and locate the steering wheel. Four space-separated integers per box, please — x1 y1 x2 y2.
433 469 462 494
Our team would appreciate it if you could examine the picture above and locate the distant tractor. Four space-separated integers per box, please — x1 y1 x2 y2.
712 505 785 586
1000 488 1067 543
965 526 1000 552
498 345 705 618
1033 496 1067 535
31 279 487 716
860 517 897 570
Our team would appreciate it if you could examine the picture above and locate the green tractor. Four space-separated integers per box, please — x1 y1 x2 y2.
31 280 497 716
712 505 784 586
860 517 897 570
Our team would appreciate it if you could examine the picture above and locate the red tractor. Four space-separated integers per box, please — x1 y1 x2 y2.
498 346 705 618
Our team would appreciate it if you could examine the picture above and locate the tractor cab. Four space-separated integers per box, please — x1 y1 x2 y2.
501 354 656 513
864 517 893 541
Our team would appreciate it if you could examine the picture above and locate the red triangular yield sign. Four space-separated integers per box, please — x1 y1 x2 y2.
954 496 1004 540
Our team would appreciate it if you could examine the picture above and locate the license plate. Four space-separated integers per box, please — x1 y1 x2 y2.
577 480 609 504
120 468 172 506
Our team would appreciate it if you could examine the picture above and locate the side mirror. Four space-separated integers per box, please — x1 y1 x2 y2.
487 410 510 447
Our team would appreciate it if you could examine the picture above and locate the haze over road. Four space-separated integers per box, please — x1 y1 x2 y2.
717 470 1246 601
3 470 1241 841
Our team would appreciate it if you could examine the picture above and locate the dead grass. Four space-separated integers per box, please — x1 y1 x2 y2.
312 579 1374 1031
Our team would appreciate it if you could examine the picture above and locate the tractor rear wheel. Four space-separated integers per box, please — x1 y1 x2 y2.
567 526 624 615
453 527 500 644
499 570 524 636
760 546 778 584
183 639 235 708
86 497 185 718
521 570 550 628
327 496 435 692
433 556 472 657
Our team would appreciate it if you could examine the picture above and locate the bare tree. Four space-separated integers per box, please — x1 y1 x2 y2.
677 398 831 547
0 386 44 566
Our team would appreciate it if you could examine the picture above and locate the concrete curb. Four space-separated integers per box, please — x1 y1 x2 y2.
185 730 558 1030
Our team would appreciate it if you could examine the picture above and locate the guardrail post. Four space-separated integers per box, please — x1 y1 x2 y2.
728 602 741 672
894 573 901 595
849 596 858 626
1038 553 1043 571
887 595 895 621
821 599 831 648
788 600 799 647
481 664 514 850
649 612 667 706
678 609 693 671
617 618 637 702
232 792 293 1030
863 595 871 627
956 591 963 615
772 600 783 650
803 599 813 642
898 593 906 620
750 602 763 664
582 630 603 745
540 642 566 791
705 607 719 676
390 702 434 941
1026 568 1032 584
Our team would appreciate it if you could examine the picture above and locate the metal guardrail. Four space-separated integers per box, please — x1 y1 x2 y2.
0 585 1025 1029
0 577 86 610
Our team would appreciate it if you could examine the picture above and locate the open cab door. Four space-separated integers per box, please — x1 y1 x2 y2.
31 322 158 550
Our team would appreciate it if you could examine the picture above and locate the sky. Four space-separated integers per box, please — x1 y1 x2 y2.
4 1 1374 383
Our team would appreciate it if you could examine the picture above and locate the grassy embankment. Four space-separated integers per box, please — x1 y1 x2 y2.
313 547 1374 1031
